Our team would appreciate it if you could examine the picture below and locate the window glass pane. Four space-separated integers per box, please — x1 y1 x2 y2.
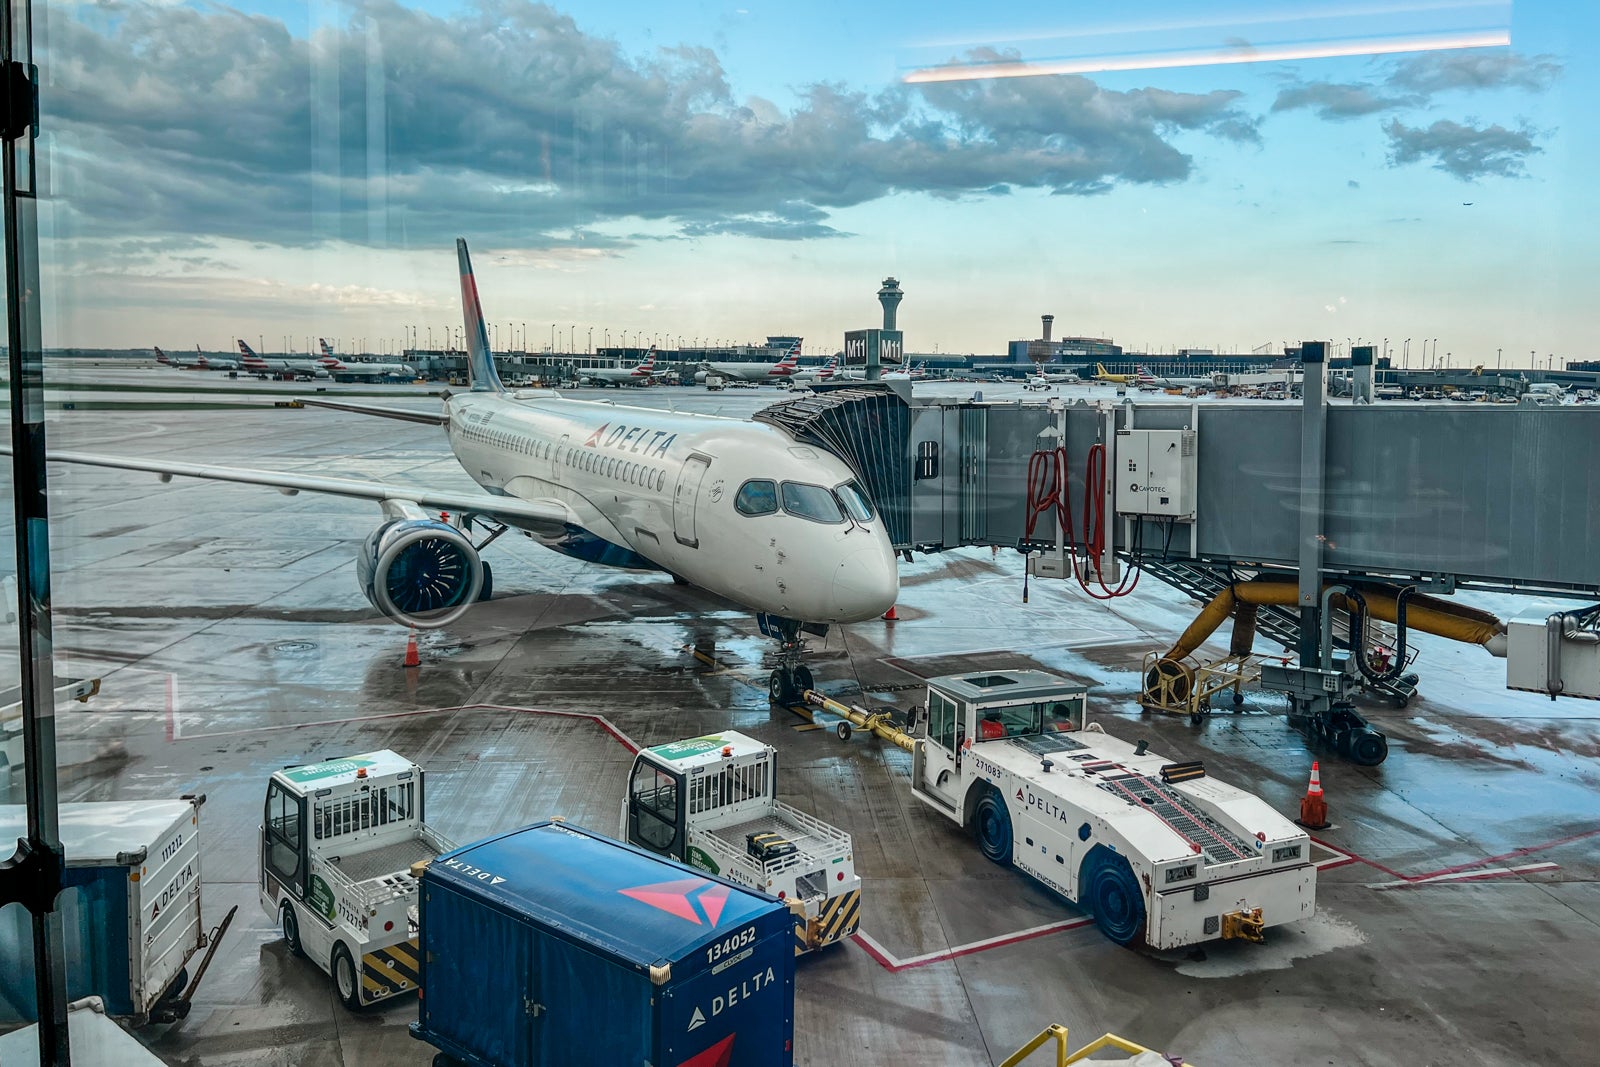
735 479 778 516
835 480 875 521
780 482 844 524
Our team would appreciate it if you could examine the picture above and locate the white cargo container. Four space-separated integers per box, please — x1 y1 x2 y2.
0 797 222 1025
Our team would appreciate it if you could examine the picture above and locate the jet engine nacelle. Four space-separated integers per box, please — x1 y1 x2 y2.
357 518 482 629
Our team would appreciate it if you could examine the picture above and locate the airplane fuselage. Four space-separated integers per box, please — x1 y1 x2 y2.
697 361 795 383
443 393 897 624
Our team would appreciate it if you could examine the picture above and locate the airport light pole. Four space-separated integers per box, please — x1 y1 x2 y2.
569 325 575 354
550 323 555 354
587 327 592 354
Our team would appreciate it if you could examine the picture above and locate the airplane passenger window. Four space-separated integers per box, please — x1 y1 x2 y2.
780 482 844 524
735 480 779 516
835 480 875 521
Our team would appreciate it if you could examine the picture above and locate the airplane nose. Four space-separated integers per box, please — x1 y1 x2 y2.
831 545 899 623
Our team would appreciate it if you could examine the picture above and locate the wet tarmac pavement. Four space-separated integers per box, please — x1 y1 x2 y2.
4 386 1597 1065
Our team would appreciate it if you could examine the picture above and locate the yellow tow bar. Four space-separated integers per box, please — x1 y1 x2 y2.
801 690 917 752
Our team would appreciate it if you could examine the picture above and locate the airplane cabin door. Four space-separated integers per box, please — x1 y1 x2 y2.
552 433 569 482
673 453 712 548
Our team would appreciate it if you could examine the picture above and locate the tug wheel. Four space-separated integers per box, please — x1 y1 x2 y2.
974 788 1014 867
1081 847 1147 945
332 942 363 1012
280 902 304 958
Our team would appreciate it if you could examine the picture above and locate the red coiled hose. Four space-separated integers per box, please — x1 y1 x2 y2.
1023 444 1139 600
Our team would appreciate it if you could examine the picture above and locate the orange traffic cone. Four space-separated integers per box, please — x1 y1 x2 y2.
1295 760 1330 830
403 628 421 669
882 604 898 622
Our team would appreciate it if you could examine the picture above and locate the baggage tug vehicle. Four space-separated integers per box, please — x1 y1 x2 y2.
809 670 1315 948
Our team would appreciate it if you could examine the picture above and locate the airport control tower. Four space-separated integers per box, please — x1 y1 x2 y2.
848 278 905 381
878 278 903 331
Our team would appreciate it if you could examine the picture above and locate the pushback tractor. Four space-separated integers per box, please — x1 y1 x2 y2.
623 732 862 954
260 750 456 1009
808 670 1316 949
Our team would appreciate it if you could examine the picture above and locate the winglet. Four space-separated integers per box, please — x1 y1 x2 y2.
457 238 505 394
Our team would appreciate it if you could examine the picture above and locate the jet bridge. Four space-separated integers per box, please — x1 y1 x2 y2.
756 384 1600 706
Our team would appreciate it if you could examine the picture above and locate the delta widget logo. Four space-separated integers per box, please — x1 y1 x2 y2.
618 877 731 926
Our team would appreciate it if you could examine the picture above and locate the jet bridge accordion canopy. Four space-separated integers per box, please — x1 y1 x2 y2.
753 387 911 548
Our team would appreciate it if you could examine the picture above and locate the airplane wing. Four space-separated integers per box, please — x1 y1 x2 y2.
296 398 449 425
15 449 575 532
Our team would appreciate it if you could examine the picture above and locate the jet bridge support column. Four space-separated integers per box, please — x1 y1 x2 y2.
1297 341 1328 665
1352 345 1375 404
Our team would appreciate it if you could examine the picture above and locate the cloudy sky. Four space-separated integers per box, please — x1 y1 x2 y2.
35 0 1596 364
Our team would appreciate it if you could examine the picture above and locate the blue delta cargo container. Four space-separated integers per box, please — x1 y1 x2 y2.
411 820 795 1067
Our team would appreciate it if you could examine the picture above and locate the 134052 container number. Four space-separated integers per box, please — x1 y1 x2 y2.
706 926 757 965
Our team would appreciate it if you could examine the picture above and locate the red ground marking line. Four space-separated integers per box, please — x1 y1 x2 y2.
851 918 1097 973
1311 826 1599 885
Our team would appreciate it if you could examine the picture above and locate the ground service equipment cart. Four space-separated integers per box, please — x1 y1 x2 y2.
623 731 861 955
812 670 1316 949
0 796 232 1025
259 750 455 1010
411 820 795 1067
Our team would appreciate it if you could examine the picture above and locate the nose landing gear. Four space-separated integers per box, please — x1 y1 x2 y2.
760 614 825 705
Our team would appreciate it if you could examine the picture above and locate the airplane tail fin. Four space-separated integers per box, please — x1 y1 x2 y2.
154 346 168 363
1096 362 1107 375
319 338 335 359
457 238 505 393
238 339 257 359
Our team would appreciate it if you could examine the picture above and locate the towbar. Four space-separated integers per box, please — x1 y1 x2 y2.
801 690 917 752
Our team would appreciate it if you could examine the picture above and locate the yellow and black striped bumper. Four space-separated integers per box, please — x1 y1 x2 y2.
361 939 420 1003
794 889 861 955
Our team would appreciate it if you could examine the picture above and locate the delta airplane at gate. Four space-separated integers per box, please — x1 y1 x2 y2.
31 241 897 703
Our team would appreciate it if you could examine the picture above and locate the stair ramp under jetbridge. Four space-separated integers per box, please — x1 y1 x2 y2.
753 387 913 547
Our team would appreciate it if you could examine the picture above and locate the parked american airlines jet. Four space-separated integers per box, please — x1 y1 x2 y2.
156 345 237 371
237 340 330 380
317 339 416 382
695 339 800 383
43 243 896 703
581 346 659 387
792 354 856 383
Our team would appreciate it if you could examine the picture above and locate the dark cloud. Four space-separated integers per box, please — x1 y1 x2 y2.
1384 119 1540 180
1271 82 1415 120
43 3 1258 249
1389 52 1561 94
1272 50 1561 120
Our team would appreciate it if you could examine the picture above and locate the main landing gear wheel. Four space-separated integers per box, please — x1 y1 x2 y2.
281 902 303 958
1081 847 1146 945
332 942 363 1011
476 561 494 601
974 788 1014 867
768 664 813 705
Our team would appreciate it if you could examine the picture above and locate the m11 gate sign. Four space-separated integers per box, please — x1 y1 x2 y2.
844 329 903 367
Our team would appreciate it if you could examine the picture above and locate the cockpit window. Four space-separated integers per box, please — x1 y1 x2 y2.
834 480 875 522
735 479 778 516
779 482 844 524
